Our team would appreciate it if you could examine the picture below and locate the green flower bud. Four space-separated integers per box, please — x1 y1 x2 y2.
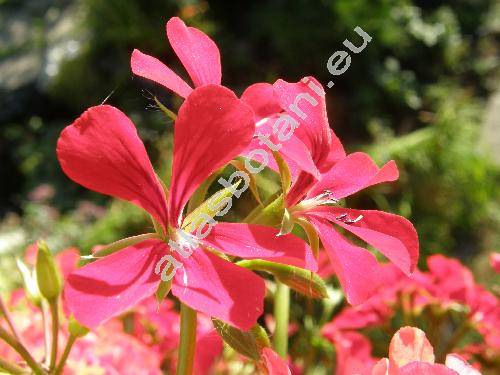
16 259 42 306
35 241 62 301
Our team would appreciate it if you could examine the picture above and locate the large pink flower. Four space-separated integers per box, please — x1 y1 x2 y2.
249 76 419 305
57 85 316 331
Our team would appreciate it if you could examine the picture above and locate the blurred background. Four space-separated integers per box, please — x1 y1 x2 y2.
0 0 498 292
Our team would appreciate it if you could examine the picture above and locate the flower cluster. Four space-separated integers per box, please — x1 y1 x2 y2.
322 255 500 374
0 16 423 375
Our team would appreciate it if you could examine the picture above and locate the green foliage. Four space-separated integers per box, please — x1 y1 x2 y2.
363 84 499 258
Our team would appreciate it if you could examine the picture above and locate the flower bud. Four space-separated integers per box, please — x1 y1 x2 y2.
212 319 270 360
237 259 328 299
36 241 62 301
16 258 42 306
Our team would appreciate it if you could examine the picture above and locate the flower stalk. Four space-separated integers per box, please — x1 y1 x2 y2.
49 299 59 370
273 280 290 358
0 325 45 374
177 303 197 375
0 295 23 344
0 357 28 375
54 334 77 375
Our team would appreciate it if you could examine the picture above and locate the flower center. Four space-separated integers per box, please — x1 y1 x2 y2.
168 228 200 258
291 190 339 213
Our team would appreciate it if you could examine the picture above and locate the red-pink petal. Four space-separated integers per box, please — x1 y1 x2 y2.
202 223 317 271
280 135 321 180
445 354 481 375
398 362 457 375
308 152 399 199
330 331 377 375
307 216 382 305
131 49 193 98
261 347 292 375
273 77 345 170
389 327 435 368
241 83 282 122
243 115 320 180
56 248 80 279
310 207 419 274
169 85 254 225
194 327 223 374
64 239 165 328
166 17 221 87
171 250 265 330
372 358 389 375
57 105 169 226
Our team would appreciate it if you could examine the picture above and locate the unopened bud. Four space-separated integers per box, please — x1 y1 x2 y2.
16 259 42 306
36 241 62 301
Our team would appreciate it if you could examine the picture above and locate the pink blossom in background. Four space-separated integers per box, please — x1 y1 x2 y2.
489 252 500 273
373 327 481 375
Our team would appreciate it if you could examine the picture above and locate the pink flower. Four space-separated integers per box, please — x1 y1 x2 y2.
130 17 285 142
130 17 220 98
57 85 316 331
489 252 500 273
327 331 378 375
249 76 419 305
373 327 481 375
261 347 292 375
413 255 500 337
131 296 222 374
1 248 163 375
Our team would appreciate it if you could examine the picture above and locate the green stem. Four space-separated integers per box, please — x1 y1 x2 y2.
0 357 28 374
0 295 23 344
176 303 197 375
0 325 44 374
41 300 50 366
49 299 59 370
54 335 76 375
273 280 290 358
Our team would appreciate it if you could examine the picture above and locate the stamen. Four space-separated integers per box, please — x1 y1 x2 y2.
337 214 364 224
291 190 339 212
169 229 199 258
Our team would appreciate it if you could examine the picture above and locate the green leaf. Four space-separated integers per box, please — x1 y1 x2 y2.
153 96 177 121
278 208 295 236
182 181 241 233
155 279 172 304
150 215 166 239
86 233 160 259
212 319 270 360
230 159 262 205
272 151 291 194
245 194 285 227
237 259 328 299
296 218 320 259
186 170 221 214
